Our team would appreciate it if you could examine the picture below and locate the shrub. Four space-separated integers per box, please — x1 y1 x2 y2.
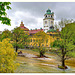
0 38 19 73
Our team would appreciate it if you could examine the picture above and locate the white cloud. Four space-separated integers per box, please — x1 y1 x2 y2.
1 2 75 31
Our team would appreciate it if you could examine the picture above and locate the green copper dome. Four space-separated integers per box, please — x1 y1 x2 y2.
46 9 52 14
45 9 54 15
46 9 51 12
47 29 56 32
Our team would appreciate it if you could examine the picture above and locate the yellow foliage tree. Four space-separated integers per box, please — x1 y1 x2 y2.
34 31 48 57
0 38 19 73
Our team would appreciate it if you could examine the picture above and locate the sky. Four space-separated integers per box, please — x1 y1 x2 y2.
0 2 75 31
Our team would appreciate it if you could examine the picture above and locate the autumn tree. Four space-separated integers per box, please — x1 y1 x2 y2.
52 19 75 69
34 31 48 57
1 29 11 41
0 2 11 25
0 38 19 73
12 27 28 52
0 2 19 73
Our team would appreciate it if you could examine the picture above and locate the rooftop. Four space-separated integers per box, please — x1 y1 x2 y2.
47 29 56 32
20 21 29 31
29 29 43 34
45 8 54 15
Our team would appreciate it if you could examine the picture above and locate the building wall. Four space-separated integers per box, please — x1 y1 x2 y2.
43 18 54 33
27 32 60 47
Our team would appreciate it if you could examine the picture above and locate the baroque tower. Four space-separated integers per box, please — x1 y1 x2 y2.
43 9 54 33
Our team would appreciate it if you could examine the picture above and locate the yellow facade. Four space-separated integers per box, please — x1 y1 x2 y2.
27 31 60 47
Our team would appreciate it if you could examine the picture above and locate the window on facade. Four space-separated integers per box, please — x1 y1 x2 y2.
33 39 35 42
51 21 53 23
46 29 48 30
50 26 54 29
31 39 32 42
42 44 44 46
42 39 44 42
51 15 52 18
44 26 48 27
48 15 50 17
45 21 47 24
36 40 38 42
53 35 54 38
36 44 37 46
46 39 48 43
50 34 52 36
46 45 48 46
45 15 47 18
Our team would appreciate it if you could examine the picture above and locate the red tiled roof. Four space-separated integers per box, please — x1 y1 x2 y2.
20 26 29 30
20 21 29 30
29 29 43 34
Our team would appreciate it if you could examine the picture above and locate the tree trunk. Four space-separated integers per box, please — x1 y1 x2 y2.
16 38 18 52
40 51 44 57
62 55 65 67
62 49 65 67
16 46 18 52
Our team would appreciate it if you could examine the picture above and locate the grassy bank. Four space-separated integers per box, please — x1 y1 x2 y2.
14 49 75 73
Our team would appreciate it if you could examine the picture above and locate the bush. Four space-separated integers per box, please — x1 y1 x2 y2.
0 38 19 73
58 65 67 69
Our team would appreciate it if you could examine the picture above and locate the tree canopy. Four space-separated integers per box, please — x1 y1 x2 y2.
0 2 11 25
12 27 28 52
34 31 48 57
1 29 11 41
52 20 75 68
0 38 19 73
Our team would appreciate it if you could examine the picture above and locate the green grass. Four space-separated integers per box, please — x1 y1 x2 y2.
15 49 75 73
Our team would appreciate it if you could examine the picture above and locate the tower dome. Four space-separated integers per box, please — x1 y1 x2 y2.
46 9 52 14
46 9 51 12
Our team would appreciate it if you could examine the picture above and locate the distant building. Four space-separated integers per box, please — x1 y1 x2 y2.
43 8 54 33
20 21 43 35
19 9 60 47
29 28 43 35
20 21 29 35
